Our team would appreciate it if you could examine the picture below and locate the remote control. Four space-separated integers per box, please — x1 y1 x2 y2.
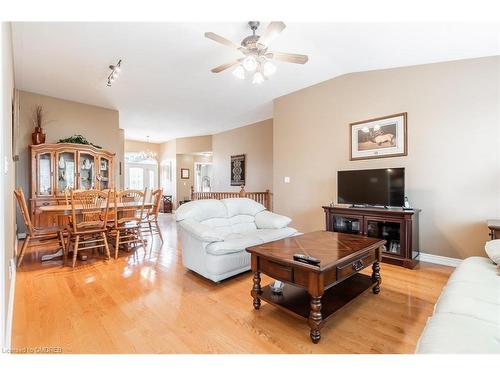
293 253 320 266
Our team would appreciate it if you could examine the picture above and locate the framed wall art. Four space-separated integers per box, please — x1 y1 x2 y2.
350 112 407 161
230 154 245 186
181 168 190 179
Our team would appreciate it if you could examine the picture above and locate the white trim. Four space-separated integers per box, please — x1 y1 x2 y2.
418 252 462 267
5 258 16 351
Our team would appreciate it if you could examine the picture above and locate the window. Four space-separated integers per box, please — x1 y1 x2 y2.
128 167 144 190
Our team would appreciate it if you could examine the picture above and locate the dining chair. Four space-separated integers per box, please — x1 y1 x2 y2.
141 188 164 243
68 190 111 268
14 187 67 267
109 189 146 259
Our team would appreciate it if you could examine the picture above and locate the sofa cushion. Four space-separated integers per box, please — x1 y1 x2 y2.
434 291 500 325
229 214 257 233
416 313 500 353
255 210 292 229
175 199 227 222
485 239 500 264
448 256 498 285
206 233 264 255
443 280 500 305
222 198 266 218
256 227 298 243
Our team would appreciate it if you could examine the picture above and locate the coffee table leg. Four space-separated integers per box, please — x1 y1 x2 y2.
372 261 381 294
252 271 262 309
308 295 323 343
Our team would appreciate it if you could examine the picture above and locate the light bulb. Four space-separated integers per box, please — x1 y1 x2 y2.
252 71 264 84
112 71 118 79
232 65 245 80
243 55 257 71
263 61 276 76
114 66 121 74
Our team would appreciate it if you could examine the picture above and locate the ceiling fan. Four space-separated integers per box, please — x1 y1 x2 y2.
205 21 309 84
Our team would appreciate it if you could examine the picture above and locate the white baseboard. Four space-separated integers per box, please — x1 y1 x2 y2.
418 252 462 267
5 258 16 351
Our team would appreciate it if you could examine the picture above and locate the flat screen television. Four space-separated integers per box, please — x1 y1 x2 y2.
337 168 405 207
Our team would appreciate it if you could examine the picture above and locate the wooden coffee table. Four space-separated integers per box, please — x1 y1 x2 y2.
246 231 386 343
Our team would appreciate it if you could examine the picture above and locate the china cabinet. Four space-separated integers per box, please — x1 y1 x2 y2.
30 143 115 226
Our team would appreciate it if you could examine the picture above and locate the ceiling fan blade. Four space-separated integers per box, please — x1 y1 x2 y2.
257 22 286 47
211 60 240 73
266 52 309 64
205 32 243 51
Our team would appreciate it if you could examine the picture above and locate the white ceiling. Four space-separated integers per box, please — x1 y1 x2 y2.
11 22 500 143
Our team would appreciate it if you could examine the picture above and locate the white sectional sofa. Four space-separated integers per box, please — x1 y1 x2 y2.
416 256 500 353
175 198 297 282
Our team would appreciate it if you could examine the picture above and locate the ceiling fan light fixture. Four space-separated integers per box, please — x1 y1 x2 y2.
232 65 245 79
243 55 257 71
263 61 276 76
252 71 264 84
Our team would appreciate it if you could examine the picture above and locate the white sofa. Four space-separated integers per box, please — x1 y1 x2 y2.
175 198 297 282
416 256 500 353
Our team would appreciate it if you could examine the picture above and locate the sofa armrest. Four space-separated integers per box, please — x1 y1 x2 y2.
255 210 292 229
178 219 224 242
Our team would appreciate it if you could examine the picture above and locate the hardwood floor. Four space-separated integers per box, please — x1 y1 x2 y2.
12 214 453 354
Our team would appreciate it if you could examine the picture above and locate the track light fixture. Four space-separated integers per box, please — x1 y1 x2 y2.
106 59 122 87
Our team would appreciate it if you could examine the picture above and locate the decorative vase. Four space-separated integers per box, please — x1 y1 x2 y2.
32 126 46 145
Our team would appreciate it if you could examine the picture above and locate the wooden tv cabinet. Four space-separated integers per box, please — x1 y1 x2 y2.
323 205 420 268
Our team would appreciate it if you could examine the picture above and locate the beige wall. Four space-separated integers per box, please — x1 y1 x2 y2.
175 135 212 154
16 91 124 217
212 119 273 192
124 139 161 155
176 154 194 205
1 22 15 348
274 56 500 259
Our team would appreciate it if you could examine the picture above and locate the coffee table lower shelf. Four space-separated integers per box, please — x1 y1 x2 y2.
259 273 375 322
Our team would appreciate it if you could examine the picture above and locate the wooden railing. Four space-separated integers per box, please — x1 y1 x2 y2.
191 185 271 210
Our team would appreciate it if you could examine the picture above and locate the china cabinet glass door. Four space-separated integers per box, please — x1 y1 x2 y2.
56 151 76 194
98 156 111 190
78 152 96 190
37 152 53 196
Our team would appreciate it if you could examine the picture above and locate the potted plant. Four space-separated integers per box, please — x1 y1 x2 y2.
31 105 46 145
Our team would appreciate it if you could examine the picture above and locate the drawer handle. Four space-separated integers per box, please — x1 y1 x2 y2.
352 260 364 272
42 202 50 206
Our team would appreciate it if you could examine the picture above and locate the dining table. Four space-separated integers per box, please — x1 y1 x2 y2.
37 201 153 261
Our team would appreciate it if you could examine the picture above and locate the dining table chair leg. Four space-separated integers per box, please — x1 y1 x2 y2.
156 221 164 243
114 231 120 259
72 235 80 268
59 231 67 265
138 228 146 249
17 235 31 268
102 232 111 260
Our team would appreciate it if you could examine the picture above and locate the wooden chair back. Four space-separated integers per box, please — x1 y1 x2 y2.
149 188 163 219
14 187 34 236
71 190 110 233
64 188 72 205
114 189 146 226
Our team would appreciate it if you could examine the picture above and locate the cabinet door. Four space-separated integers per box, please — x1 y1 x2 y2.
97 155 112 190
330 214 363 234
36 152 54 197
55 150 77 195
364 216 405 256
78 152 96 190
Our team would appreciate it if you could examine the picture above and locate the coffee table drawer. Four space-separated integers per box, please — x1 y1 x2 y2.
336 250 376 281
260 258 293 282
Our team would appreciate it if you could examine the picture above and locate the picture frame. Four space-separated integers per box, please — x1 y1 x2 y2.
230 154 245 186
181 168 190 179
350 112 407 161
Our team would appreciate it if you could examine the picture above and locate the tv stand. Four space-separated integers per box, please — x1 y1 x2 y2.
323 205 420 268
